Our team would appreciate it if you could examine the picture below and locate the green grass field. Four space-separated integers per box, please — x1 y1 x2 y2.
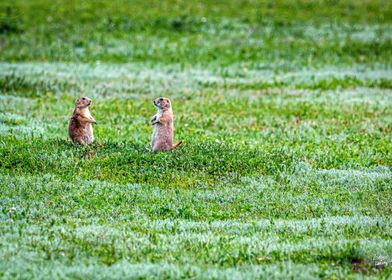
1 0 391 279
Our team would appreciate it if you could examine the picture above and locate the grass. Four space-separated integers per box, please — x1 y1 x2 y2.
0 0 391 279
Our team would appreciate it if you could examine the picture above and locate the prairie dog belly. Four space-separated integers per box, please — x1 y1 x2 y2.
69 119 94 145
152 123 173 151
82 124 94 144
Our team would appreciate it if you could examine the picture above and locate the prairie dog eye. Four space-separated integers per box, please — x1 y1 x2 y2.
82 97 86 100
159 98 163 101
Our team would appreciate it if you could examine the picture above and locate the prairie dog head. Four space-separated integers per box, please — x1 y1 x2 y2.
76 96 92 109
153 97 171 110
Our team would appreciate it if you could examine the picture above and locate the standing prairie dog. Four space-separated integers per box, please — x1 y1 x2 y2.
151 97 182 151
68 96 96 145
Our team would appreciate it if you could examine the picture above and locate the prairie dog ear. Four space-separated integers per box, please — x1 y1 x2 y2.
75 98 79 104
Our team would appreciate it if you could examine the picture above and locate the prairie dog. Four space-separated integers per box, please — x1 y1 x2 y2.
151 97 182 151
68 96 96 145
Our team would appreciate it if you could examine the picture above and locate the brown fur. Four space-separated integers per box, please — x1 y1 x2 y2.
69 96 96 145
151 97 182 151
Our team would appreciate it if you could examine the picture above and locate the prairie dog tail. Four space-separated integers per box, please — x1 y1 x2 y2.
171 141 183 150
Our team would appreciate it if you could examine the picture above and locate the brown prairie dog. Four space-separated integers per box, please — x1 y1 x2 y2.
68 96 96 145
151 97 182 151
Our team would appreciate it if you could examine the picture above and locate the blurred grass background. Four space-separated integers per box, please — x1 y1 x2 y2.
1 0 392 67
